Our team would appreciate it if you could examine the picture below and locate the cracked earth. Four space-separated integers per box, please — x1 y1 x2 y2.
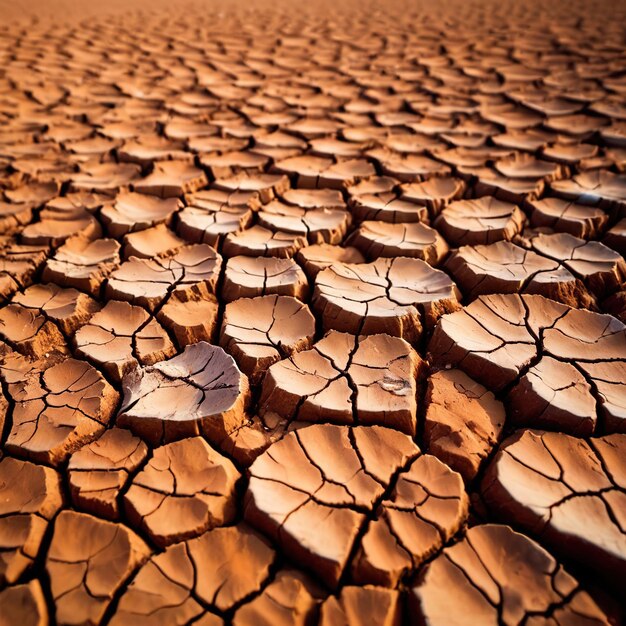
0 0 625 624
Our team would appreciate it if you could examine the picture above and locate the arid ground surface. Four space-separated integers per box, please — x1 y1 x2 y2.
0 0 625 624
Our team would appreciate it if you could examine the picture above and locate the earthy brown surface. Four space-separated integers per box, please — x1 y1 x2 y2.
0 0 625 623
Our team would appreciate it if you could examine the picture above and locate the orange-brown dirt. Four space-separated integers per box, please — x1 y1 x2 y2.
0 0 625 624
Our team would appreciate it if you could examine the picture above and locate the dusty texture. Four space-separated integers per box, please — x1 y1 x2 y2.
0 0 625 623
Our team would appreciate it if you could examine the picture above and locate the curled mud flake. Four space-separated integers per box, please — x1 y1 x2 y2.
117 341 250 445
349 193 429 225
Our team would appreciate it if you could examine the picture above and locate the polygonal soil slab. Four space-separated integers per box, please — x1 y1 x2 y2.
260 331 423 434
68 428 148 520
106 244 221 312
221 295 316 384
245 424 468 587
42 236 121 296
424 369 504 481
411 524 609 626
133 160 207 198
110 524 274 625
156 295 219 347
445 241 593 308
482 430 626 585
0 457 63 584
530 232 626 298
529 197 608 238
222 255 309 302
434 196 526 245
117 341 250 445
0 581 49 626
122 224 185 260
348 221 448 265
222 225 307 258
0 240 48 300
0 303 69 359
429 293 626 431
349 193 429 224
177 204 253 249
124 436 240 547
319 586 401 626
74 299 175 381
296 243 365 278
258 200 351 244
1 351 119 465
232 569 323 626
400 177 467 215
46 510 151 626
314 257 461 341
12 283 100 335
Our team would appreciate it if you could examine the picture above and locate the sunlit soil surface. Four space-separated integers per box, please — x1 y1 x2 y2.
0 0 625 624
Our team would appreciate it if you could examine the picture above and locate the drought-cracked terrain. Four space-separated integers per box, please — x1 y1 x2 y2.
0 0 625 624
